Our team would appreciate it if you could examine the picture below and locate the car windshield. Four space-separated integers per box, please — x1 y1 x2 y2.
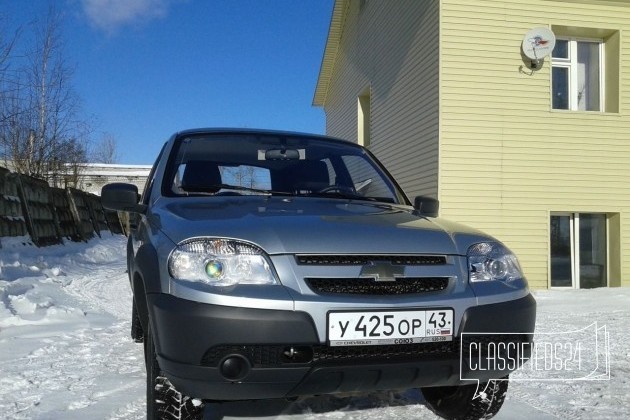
163 133 407 205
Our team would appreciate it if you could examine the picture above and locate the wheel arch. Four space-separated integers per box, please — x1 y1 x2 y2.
133 272 150 334
131 242 163 334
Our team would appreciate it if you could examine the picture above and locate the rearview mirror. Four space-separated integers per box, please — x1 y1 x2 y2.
101 183 146 213
414 196 439 217
264 149 301 160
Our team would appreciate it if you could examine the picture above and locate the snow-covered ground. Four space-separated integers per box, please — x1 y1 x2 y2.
0 235 628 419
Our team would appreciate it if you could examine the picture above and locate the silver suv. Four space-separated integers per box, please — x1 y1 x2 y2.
102 129 536 420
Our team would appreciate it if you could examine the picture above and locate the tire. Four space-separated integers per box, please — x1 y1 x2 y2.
421 377 509 420
145 325 205 420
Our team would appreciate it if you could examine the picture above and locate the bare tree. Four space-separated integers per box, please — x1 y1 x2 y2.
222 165 258 189
0 21 17 73
92 132 119 164
50 121 91 188
59 137 88 188
0 16 21 167
0 6 83 182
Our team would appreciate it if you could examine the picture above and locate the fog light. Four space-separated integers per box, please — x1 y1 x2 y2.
220 355 250 381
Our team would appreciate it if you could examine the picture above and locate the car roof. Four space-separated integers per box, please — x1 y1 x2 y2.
172 128 358 147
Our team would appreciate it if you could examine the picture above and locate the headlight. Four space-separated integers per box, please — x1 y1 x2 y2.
168 238 279 286
467 242 523 282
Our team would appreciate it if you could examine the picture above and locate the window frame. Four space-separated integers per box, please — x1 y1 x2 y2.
551 36 605 112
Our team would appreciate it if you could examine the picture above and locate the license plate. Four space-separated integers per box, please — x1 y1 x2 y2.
328 309 453 346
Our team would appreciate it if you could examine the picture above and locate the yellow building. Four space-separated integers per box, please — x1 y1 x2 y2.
314 0 630 289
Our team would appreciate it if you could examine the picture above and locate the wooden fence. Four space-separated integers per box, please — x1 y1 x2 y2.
0 166 124 248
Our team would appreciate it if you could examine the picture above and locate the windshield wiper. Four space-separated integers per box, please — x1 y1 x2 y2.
301 190 384 202
181 184 293 196
181 185 395 203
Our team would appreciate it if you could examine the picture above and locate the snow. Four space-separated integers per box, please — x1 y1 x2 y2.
1 236 629 419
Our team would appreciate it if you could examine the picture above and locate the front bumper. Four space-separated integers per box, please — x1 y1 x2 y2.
147 292 536 400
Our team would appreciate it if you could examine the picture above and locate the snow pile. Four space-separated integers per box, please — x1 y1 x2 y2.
0 236 629 419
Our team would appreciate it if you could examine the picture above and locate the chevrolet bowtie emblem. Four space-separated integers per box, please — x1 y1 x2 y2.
359 261 405 282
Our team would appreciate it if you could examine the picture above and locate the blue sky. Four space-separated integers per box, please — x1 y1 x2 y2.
3 0 333 164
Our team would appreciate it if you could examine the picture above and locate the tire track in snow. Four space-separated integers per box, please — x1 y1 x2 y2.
0 237 146 419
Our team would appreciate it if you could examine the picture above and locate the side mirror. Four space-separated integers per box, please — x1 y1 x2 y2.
101 183 147 213
414 196 439 217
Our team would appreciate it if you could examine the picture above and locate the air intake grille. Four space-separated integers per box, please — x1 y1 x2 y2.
306 277 449 295
296 255 446 266
312 340 459 363
200 341 460 367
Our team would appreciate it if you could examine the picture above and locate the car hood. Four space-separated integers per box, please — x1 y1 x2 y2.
149 196 489 255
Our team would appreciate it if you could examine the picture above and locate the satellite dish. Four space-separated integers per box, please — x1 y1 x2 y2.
522 27 556 62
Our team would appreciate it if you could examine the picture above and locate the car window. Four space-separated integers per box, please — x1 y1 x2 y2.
162 133 406 204
341 155 396 200
173 163 271 195
221 165 272 190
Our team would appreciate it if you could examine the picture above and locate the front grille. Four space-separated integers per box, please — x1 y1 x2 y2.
296 255 446 266
200 340 460 367
305 277 450 295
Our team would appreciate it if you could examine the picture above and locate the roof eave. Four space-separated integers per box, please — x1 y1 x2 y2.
312 0 349 107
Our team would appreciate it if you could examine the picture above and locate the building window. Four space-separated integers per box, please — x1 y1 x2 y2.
552 38 603 111
550 213 608 289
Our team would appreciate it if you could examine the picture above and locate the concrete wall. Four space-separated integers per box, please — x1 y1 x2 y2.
0 166 124 247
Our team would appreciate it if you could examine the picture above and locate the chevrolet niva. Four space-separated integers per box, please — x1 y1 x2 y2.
102 129 536 420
